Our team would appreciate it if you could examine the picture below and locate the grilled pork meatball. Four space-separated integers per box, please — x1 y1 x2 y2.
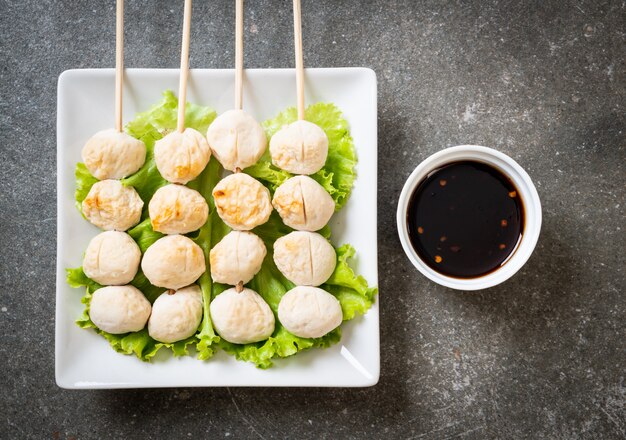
206 109 267 172
212 173 272 230
154 128 211 184
209 287 275 344
210 231 267 285
148 285 203 343
89 285 151 334
272 175 334 231
82 231 141 285
273 231 336 286
82 129 146 180
269 120 328 175
82 179 143 231
149 184 208 234
141 235 206 290
277 286 342 339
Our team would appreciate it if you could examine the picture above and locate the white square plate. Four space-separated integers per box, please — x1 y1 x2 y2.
56 68 379 388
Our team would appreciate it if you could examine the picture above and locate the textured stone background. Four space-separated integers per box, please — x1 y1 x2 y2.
1 0 624 439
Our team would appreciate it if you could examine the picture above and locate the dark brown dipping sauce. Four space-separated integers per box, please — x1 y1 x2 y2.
407 161 524 278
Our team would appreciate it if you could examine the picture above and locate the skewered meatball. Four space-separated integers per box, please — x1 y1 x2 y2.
210 231 267 285
149 184 208 234
277 286 342 339
148 285 203 343
82 179 143 231
269 120 328 175
206 109 267 172
209 287 275 344
273 231 336 286
154 128 211 184
82 129 146 180
89 285 151 334
82 231 141 285
272 175 334 231
212 173 272 230
141 235 206 290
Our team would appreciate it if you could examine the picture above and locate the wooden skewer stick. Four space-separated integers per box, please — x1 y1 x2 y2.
114 0 124 132
234 0 244 111
292 0 305 120
177 0 193 133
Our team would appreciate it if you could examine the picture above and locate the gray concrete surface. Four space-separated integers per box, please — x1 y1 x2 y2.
1 0 625 438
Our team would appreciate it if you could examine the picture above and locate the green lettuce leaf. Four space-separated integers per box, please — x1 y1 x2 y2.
243 152 291 193
74 163 99 210
246 102 357 209
126 90 216 137
190 157 227 360
127 218 164 252
323 245 377 320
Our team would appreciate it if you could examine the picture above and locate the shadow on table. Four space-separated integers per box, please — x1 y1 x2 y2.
436 212 593 434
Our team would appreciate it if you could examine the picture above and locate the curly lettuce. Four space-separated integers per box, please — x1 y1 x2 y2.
67 91 377 367
188 157 225 360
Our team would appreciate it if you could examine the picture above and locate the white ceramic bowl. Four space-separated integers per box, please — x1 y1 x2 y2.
397 145 541 291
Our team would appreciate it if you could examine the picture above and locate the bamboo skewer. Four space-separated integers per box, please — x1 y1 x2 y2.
234 0 244 173
266 1 328 175
234 0 244 111
114 0 124 132
207 0 267 175
177 0 193 133
292 0 305 120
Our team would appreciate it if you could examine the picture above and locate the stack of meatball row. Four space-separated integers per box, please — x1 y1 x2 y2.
79 109 343 347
